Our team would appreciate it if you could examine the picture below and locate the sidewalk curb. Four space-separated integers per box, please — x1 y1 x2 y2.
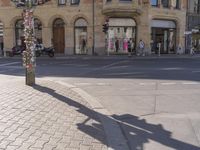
1 55 200 60
44 79 130 150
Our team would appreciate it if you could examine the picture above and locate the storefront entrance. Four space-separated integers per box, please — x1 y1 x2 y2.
107 18 136 54
151 20 176 54
53 18 65 54
74 18 88 55
0 22 3 55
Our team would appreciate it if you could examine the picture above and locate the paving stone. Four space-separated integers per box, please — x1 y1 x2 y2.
30 140 48 149
10 138 26 146
0 140 12 149
6 145 20 150
0 80 108 150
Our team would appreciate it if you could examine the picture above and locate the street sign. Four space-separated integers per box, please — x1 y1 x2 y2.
192 29 199 33
184 31 192 35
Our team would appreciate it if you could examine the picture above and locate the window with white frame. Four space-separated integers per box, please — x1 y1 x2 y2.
58 0 66 5
71 0 79 5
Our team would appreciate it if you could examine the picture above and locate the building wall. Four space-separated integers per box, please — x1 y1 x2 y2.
186 0 200 52
0 0 187 55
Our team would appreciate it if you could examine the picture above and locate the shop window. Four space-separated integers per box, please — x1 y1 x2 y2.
71 0 80 5
195 0 200 13
74 18 88 54
58 0 66 5
107 18 136 54
171 0 180 9
162 0 169 8
15 18 42 46
15 19 24 46
151 0 158 6
0 22 3 54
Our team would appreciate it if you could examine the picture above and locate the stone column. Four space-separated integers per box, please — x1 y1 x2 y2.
65 26 74 55
3 25 14 56
158 0 162 8
137 4 151 54
87 26 93 55
42 26 52 47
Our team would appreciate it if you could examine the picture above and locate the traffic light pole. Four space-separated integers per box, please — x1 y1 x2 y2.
23 0 36 86
11 0 51 86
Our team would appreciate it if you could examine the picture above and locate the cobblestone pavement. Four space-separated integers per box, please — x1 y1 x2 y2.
0 79 108 150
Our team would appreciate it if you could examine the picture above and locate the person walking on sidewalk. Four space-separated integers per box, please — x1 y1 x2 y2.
138 39 145 56
128 39 132 57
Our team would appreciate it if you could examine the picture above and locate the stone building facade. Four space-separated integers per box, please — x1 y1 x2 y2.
0 0 187 55
186 0 200 53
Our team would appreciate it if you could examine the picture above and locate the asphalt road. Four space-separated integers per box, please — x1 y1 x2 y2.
1 56 200 150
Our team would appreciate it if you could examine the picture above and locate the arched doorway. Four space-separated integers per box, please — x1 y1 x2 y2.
15 19 25 46
0 22 4 55
15 18 42 46
34 19 42 44
53 18 65 54
107 18 137 54
74 18 88 55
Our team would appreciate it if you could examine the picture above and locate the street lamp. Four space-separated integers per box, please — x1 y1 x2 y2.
11 0 49 86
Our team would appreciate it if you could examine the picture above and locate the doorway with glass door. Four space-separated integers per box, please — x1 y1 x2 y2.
151 28 176 54
151 20 176 54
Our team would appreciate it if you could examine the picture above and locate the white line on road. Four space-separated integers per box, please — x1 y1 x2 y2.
160 82 176 85
182 82 200 85
0 62 20 67
74 83 92 86
139 82 156 85
192 71 200 73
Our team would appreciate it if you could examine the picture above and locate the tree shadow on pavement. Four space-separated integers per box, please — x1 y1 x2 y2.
33 84 200 150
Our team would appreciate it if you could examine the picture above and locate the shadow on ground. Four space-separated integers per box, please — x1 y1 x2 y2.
33 83 200 150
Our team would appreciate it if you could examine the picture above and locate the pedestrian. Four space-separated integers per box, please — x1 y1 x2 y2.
131 38 135 53
128 39 132 57
139 39 145 56
190 46 195 55
115 39 119 53
81 38 86 54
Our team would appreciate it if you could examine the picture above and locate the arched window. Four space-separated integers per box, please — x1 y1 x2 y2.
74 18 88 54
15 18 42 46
34 19 42 44
15 19 24 46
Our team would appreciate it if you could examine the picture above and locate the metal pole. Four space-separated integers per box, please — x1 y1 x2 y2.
24 0 35 86
92 0 95 55
158 43 161 57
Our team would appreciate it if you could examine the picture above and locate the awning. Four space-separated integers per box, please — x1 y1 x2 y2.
109 18 136 27
151 20 176 28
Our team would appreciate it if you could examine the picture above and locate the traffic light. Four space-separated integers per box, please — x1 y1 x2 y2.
102 22 109 34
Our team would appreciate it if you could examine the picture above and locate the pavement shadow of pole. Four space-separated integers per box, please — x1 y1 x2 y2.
32 84 200 150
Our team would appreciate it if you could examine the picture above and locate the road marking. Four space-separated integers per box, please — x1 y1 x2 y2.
161 82 176 85
182 82 200 85
192 71 200 73
74 83 92 86
139 82 156 86
0 62 20 67
105 72 142 76
96 83 111 86
0 68 17 73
